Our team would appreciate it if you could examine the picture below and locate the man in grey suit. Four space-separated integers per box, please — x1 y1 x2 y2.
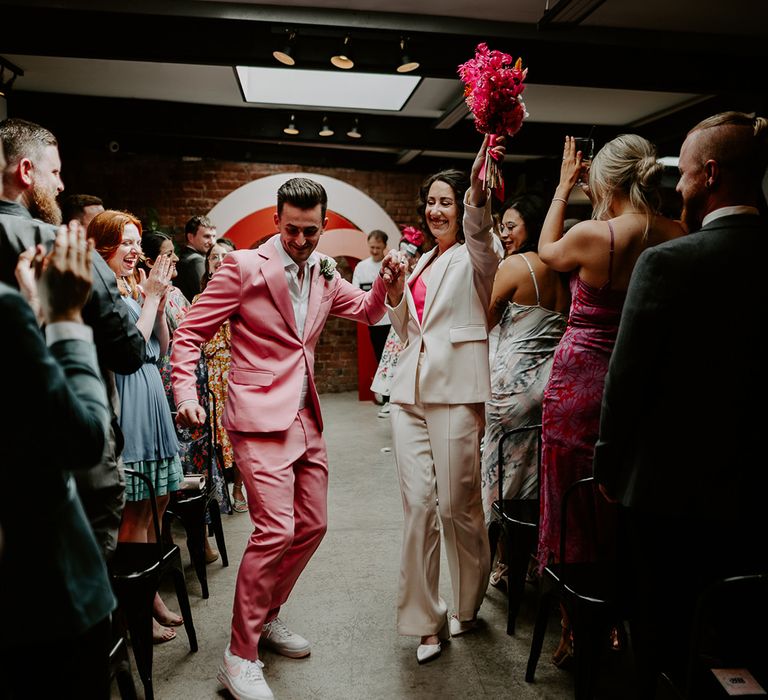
0 118 145 559
594 111 768 693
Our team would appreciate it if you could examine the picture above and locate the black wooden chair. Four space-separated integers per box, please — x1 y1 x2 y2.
164 391 229 599
109 612 138 700
110 469 198 700
525 476 624 700
486 423 542 635
657 572 768 699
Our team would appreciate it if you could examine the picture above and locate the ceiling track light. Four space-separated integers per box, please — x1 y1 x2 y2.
319 116 334 137
346 118 362 139
331 35 354 70
273 29 297 66
283 114 299 135
397 37 420 74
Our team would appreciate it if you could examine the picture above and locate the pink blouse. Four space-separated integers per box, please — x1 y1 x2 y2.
409 274 427 323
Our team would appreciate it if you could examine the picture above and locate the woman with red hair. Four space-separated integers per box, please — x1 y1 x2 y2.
88 209 184 643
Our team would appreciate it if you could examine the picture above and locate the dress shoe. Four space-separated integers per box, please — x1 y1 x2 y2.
416 642 442 664
261 617 311 658
449 614 477 637
416 618 450 663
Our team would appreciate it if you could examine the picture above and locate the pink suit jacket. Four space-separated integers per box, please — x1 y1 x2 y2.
171 241 387 433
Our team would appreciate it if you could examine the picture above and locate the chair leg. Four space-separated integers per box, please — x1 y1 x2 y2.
506 526 535 636
115 660 138 700
184 519 209 599
571 607 612 700
208 498 229 567
488 519 501 562
169 562 198 652
118 586 156 700
525 579 556 683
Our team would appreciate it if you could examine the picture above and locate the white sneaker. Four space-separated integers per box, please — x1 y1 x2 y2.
261 617 311 658
218 646 274 700
377 403 391 418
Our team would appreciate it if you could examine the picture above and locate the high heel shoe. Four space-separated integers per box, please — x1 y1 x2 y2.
416 619 450 664
551 620 574 668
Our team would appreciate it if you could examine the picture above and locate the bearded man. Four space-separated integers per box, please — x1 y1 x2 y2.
0 117 145 561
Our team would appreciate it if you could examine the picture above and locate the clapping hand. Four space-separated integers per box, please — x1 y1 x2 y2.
138 251 173 310
559 136 586 193
38 221 94 324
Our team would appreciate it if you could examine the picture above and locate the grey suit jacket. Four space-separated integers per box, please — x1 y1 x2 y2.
0 283 115 647
593 214 767 522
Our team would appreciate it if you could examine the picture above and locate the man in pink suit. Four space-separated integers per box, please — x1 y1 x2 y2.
172 178 404 700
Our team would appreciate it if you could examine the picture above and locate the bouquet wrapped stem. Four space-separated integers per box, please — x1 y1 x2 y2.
458 44 529 201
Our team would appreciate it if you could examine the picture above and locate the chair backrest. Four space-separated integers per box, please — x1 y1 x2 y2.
684 572 768 697
558 475 598 566
497 423 543 506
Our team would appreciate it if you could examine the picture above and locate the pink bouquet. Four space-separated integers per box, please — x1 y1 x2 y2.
458 43 529 199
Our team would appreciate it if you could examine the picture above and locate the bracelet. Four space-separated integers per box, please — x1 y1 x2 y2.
552 197 568 205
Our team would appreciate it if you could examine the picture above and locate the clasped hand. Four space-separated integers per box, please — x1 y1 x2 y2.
380 250 408 306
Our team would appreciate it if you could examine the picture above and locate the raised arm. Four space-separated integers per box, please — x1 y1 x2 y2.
539 136 588 272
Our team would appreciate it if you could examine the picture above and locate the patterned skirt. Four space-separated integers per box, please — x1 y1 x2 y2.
124 454 183 502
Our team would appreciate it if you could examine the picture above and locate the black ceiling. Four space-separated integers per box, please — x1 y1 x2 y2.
2 0 767 171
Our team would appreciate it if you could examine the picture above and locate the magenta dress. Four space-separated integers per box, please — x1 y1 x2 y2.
538 222 621 568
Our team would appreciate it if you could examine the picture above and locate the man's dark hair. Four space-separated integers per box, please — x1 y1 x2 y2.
61 194 104 224
367 230 388 245
184 215 215 236
0 118 58 167
418 169 469 244
277 178 328 219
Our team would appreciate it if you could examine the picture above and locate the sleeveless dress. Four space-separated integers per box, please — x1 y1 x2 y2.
481 253 567 525
115 295 182 501
538 223 623 567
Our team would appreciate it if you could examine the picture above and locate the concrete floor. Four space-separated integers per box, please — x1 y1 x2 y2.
124 391 630 700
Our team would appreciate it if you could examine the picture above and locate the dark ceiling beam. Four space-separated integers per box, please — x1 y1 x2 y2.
1 2 767 94
8 91 623 160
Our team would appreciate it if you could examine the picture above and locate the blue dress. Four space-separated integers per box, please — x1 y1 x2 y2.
115 295 182 501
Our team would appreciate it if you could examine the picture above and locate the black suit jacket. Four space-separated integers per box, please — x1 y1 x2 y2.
0 283 115 647
174 245 205 302
593 214 767 523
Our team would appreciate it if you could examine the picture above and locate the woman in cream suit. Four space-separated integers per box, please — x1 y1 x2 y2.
387 135 505 663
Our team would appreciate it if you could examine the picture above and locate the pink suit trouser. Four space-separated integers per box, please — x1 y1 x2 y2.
228 407 328 661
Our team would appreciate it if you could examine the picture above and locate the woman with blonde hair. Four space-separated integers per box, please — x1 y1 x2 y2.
537 135 686 664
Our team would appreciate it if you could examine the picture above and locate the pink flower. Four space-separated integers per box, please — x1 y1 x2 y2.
457 43 529 138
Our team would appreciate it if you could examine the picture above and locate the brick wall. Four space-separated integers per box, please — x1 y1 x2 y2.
62 149 427 393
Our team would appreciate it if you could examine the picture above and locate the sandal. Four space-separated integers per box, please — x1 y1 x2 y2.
232 498 248 513
551 621 574 668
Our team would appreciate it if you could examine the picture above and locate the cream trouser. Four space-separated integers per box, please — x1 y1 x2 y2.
391 397 490 636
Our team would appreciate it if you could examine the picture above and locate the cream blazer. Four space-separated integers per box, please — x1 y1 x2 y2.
388 197 500 406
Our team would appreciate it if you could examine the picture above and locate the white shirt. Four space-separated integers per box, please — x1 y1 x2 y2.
273 235 320 408
352 256 388 325
702 205 759 227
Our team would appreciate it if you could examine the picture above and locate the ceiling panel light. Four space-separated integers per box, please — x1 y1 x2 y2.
331 36 354 70
235 66 420 111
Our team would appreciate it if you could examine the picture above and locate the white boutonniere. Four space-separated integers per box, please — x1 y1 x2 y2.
319 257 337 280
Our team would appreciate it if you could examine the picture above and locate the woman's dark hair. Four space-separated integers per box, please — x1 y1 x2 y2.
201 241 229 292
500 194 546 254
417 169 469 244
137 230 173 275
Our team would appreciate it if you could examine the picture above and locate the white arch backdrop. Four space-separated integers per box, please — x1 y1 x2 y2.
207 172 401 255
